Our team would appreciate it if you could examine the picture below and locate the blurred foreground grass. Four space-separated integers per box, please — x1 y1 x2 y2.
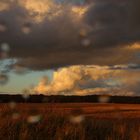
0 103 139 140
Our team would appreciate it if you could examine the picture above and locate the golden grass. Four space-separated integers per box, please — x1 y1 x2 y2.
0 103 139 140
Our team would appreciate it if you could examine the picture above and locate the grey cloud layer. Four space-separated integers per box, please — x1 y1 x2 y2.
0 0 140 70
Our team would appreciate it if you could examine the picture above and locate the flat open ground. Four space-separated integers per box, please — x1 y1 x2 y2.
0 103 140 140
1 103 140 119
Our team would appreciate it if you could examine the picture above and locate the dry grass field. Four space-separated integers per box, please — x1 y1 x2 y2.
0 103 140 140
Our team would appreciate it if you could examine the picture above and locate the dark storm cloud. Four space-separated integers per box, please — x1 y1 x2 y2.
0 2 83 57
85 0 140 47
0 0 140 70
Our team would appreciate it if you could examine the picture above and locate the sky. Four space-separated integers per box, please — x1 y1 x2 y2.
1 0 140 96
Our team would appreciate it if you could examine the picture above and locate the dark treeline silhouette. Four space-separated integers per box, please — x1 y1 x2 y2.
0 94 140 103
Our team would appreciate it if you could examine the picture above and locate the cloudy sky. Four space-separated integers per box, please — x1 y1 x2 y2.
0 0 140 96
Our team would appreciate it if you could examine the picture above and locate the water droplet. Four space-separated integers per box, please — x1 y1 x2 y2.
0 74 8 85
70 115 85 124
22 92 30 100
70 108 84 124
13 64 28 74
27 115 42 123
0 23 7 32
9 102 16 109
1 43 10 52
12 112 20 119
42 97 49 103
98 95 110 103
22 23 32 34
0 52 8 59
81 38 91 47
79 29 88 37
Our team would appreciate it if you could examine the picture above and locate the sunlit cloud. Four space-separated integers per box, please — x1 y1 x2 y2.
72 6 88 17
30 65 140 96
17 0 88 22
19 0 62 22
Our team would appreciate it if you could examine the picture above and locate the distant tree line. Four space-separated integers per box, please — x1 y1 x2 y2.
0 94 140 104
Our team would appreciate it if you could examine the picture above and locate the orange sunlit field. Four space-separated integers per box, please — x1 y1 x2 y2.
0 103 140 140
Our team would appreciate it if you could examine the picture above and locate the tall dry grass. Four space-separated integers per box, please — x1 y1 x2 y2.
0 103 139 140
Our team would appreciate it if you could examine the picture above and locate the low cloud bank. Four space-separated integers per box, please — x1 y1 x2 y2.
28 65 140 96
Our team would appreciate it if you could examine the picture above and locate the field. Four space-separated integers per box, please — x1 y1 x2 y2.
0 103 140 140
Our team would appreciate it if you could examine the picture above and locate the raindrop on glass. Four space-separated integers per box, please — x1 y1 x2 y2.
0 23 7 32
98 95 110 103
81 38 91 47
70 108 84 124
22 23 32 34
9 101 16 109
12 112 20 119
79 29 88 37
27 115 42 124
13 64 27 74
0 74 8 85
69 115 85 124
0 52 9 59
22 91 30 100
1 43 10 52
